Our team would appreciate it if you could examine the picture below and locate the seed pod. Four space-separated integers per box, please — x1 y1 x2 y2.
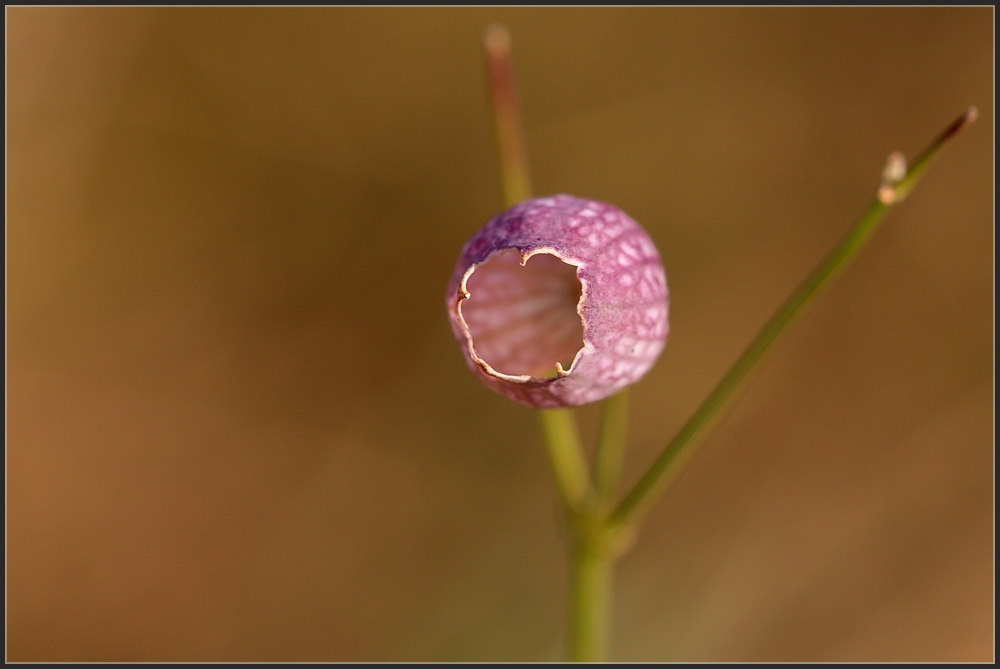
447 195 669 408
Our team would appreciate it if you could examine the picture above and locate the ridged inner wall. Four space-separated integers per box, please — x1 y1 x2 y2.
461 252 585 377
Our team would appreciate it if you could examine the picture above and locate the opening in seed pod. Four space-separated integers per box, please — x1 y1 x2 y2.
460 250 585 378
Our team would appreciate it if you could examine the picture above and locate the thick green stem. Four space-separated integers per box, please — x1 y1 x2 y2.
569 543 613 662
608 107 978 534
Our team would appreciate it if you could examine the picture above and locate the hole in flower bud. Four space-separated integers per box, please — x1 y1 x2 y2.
461 251 585 378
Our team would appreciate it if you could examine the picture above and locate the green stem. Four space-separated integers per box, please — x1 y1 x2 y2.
567 390 629 661
484 25 617 661
592 389 630 511
537 409 591 510
608 107 978 534
569 543 613 662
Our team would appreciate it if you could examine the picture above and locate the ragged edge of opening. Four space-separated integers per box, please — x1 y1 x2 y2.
454 247 590 384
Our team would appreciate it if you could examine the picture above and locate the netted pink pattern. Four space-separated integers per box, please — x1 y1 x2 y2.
447 195 669 408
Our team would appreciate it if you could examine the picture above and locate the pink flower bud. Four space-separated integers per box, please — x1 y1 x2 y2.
447 195 669 408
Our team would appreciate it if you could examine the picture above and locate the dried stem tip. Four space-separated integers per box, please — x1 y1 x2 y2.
484 23 531 207
484 23 512 56
879 106 979 205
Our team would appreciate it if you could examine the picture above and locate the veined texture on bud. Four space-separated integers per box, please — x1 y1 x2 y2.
446 195 669 408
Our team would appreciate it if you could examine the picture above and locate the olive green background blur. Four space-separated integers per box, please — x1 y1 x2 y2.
7 7 993 662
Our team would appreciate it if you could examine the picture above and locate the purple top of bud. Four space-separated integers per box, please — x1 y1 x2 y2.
447 195 669 408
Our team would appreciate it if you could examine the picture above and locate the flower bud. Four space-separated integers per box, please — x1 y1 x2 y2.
447 195 669 408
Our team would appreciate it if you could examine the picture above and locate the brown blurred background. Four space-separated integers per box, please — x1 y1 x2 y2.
7 7 993 661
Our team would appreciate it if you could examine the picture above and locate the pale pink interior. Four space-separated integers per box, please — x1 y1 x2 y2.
461 251 585 377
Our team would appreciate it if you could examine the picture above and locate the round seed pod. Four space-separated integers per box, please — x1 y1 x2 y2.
446 195 669 408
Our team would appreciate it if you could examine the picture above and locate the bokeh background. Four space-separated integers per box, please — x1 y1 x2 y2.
7 7 993 662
